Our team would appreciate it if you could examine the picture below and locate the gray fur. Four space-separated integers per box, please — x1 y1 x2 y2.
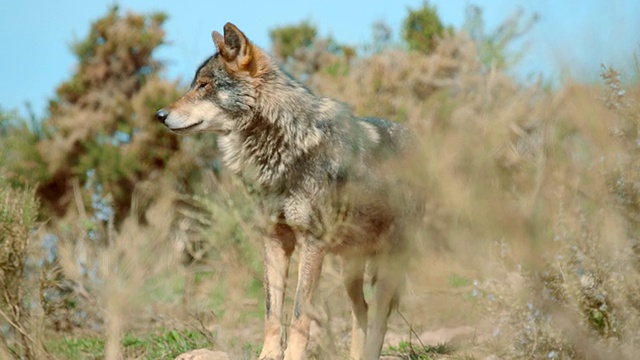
157 22 419 360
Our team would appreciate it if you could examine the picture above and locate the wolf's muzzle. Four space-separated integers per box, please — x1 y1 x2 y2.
155 109 169 123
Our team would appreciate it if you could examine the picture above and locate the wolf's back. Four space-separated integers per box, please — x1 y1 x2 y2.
359 116 414 155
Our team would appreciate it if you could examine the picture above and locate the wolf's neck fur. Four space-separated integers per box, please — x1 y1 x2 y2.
217 68 327 191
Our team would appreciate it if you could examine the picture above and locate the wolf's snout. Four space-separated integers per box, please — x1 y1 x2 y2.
155 109 169 123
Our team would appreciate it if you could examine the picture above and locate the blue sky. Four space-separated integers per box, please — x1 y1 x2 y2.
1 0 638 118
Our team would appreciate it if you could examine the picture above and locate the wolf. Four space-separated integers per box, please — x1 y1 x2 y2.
156 23 420 360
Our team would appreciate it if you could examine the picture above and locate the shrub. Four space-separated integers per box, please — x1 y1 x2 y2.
481 67 640 359
35 7 189 224
269 20 318 60
402 2 446 54
0 186 42 358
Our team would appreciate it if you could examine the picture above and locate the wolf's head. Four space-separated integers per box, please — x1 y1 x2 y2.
156 23 271 135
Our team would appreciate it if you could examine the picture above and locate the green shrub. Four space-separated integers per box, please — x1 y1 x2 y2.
463 4 538 70
35 7 188 224
269 20 318 60
402 2 446 54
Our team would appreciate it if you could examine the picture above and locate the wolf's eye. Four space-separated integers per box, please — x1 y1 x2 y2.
196 82 208 90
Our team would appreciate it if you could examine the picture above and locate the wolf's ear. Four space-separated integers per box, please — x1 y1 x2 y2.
212 23 246 60
212 22 266 76
212 30 227 57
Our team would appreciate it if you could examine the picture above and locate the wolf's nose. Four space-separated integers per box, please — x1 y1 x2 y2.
155 109 169 123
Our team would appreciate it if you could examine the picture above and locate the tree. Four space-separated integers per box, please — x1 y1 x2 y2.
402 2 445 54
0 107 47 190
269 21 318 60
34 7 187 224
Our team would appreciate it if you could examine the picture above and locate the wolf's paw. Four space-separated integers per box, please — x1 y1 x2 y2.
258 349 283 360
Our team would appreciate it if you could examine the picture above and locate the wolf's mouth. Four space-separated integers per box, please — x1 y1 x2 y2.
170 121 203 133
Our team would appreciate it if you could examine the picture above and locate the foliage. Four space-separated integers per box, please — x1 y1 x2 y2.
0 109 47 189
270 21 357 83
307 31 486 121
370 21 394 53
0 107 22 136
269 20 318 60
463 4 538 70
402 2 446 54
35 6 189 223
1 7 207 358
475 67 640 359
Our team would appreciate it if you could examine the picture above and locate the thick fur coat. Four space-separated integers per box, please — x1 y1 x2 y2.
157 22 419 360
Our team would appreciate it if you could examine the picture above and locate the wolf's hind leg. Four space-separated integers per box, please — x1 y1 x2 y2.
259 226 295 360
342 255 368 360
363 255 405 360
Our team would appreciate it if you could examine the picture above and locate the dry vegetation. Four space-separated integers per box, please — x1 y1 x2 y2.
1 5 639 360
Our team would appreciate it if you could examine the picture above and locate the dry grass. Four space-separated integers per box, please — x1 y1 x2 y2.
0 186 43 358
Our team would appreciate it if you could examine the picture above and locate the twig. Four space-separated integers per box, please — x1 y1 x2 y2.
396 308 427 350
0 307 38 354
72 178 87 219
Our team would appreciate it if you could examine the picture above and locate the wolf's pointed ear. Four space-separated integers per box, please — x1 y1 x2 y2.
211 22 269 78
223 23 248 57
212 31 227 57
212 23 247 60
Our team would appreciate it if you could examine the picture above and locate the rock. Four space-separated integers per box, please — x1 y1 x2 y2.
174 349 230 360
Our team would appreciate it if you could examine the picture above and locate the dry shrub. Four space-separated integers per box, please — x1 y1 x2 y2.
307 32 488 123
47 177 189 358
172 172 266 352
483 193 640 359
473 68 640 359
289 24 640 359
34 7 189 225
0 186 43 358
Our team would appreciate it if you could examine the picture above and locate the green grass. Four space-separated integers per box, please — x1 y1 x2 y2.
47 329 212 359
384 340 451 359
47 337 104 360
447 274 472 288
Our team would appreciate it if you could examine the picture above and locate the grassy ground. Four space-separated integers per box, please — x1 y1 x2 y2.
46 330 211 360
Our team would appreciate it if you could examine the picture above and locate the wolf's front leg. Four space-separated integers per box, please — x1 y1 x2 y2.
283 235 327 360
259 226 295 360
